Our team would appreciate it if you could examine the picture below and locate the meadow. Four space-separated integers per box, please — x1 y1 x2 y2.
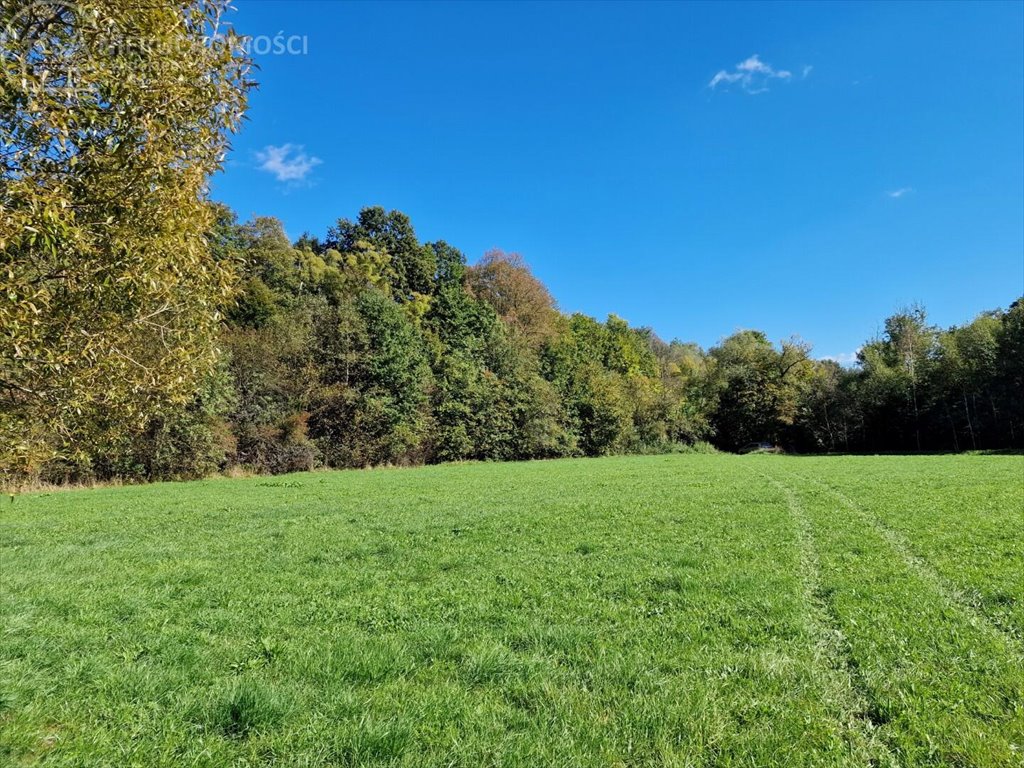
1 454 1021 767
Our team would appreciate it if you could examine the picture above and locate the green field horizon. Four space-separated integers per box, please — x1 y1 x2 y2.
2 454 1022 766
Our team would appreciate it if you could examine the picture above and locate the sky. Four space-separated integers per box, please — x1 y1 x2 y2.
211 0 1024 362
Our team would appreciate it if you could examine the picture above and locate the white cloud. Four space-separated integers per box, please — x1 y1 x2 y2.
801 65 813 79
256 144 322 183
821 350 861 366
886 187 913 199
708 54 796 94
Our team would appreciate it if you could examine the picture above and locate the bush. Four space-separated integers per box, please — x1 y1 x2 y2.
242 413 317 474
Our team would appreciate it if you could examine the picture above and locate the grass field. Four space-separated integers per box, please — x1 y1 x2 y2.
1 454 1022 767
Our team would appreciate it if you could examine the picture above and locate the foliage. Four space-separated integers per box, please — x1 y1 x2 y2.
0 0 252 478
465 249 558 348
5 193 1022 481
1 5 1020 484
4 163 1022 481
325 207 436 302
707 331 813 450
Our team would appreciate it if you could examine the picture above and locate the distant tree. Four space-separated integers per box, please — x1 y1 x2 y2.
294 233 322 253
708 331 812 450
424 244 570 461
572 363 631 456
994 298 1024 444
431 240 468 287
225 297 321 474
127 362 239 480
539 314 639 455
326 207 437 302
934 316 1000 449
858 307 937 451
652 339 716 445
466 250 558 348
239 218 302 293
603 316 658 377
885 307 935 450
795 360 859 452
311 289 430 467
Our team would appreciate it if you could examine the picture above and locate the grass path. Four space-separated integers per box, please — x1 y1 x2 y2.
788 456 1024 641
760 473 897 766
761 460 1024 766
787 467 1023 654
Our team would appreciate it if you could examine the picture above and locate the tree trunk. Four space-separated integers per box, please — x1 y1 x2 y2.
988 392 1000 447
911 383 922 451
963 389 977 450
945 401 960 452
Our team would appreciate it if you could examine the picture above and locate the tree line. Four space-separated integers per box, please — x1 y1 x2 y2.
2 1 1020 485
9 202 1021 484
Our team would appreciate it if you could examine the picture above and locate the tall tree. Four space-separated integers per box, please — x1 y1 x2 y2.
708 331 812 450
652 339 716 445
1 0 251 477
311 289 431 467
325 207 437 302
994 299 1024 444
859 307 937 451
935 316 1000 449
466 249 558 348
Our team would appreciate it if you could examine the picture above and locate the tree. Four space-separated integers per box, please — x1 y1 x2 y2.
311 289 431 467
571 363 631 456
466 249 558 348
651 339 716 445
858 307 937 451
539 314 635 455
708 331 812 450
935 316 999 450
887 308 932 450
325 207 437 302
424 244 570 462
994 299 1024 445
1 0 251 478
795 360 859 452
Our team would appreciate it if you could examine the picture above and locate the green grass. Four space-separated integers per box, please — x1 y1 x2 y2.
1 454 1021 766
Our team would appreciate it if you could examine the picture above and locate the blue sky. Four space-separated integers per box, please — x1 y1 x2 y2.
212 1 1024 361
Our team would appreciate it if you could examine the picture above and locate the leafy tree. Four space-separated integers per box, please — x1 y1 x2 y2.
993 300 1024 442
795 360 859 452
934 316 999 449
239 217 302 294
123 362 239 480
425 243 570 461
539 315 639 455
884 307 936 450
225 298 321 473
466 249 558 348
858 307 937 451
311 289 430 467
572 363 631 456
1 0 251 477
652 339 716 445
604 315 658 378
325 207 437 301
709 331 812 450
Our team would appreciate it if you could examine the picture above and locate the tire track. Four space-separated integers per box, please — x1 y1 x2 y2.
782 466 1024 658
760 471 898 767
